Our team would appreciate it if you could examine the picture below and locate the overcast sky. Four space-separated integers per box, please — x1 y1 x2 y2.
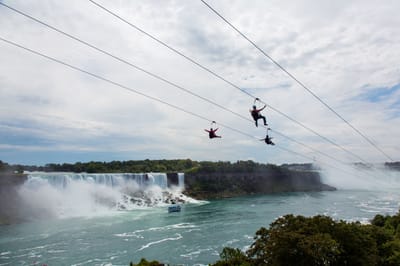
0 0 399 167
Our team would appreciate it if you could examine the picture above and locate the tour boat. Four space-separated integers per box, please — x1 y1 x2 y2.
168 204 181 213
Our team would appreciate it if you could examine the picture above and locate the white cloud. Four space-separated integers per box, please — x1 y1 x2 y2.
0 0 399 166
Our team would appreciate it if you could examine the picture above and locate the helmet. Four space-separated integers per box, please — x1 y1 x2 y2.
253 105 256 109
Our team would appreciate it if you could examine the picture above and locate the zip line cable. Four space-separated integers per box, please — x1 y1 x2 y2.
85 1 380 177
270 129 346 165
273 145 367 179
200 0 394 162
87 0 254 100
84 0 373 164
0 2 249 131
0 37 247 139
0 36 361 177
267 104 368 163
0 37 306 160
0 2 364 166
1 3 385 180
0 33 376 179
271 129 379 179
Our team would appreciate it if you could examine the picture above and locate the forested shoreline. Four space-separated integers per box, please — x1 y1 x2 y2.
1 159 197 173
2 159 399 174
0 159 317 174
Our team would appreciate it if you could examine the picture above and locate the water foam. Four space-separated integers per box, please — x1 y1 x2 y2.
137 233 183 251
15 172 195 220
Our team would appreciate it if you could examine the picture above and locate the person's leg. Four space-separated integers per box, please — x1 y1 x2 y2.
261 115 267 125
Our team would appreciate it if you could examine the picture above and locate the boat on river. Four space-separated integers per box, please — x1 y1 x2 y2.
168 204 181 213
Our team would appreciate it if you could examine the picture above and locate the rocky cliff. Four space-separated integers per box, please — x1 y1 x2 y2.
0 172 28 224
183 166 335 199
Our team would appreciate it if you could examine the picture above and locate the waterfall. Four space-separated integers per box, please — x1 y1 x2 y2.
15 172 196 220
26 172 170 189
178 173 184 189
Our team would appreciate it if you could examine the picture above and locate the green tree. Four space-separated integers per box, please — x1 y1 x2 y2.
129 258 163 266
246 214 379 266
0 160 7 172
211 247 252 266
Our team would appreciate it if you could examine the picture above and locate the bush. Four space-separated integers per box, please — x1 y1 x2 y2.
211 211 400 266
129 258 163 266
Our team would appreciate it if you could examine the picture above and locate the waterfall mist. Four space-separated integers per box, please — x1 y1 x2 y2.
7 172 196 221
320 164 400 191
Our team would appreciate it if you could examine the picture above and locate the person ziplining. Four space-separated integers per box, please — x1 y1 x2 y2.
250 98 267 127
205 121 222 139
260 128 275 145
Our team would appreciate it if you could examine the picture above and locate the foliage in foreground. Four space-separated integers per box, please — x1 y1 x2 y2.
129 211 400 266
129 258 164 266
211 211 400 266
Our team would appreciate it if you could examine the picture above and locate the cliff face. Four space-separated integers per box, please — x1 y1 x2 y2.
184 167 335 199
0 172 27 186
0 172 28 224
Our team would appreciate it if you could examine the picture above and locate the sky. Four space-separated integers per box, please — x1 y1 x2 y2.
0 0 399 167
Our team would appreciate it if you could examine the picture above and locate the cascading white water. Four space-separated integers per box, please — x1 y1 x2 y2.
178 173 185 189
16 172 196 220
27 172 169 189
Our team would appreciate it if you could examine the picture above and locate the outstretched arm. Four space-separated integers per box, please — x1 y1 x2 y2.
204 129 210 133
259 104 267 111
214 128 219 132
